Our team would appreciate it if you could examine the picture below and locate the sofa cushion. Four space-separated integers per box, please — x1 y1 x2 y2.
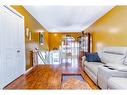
84 52 101 62
103 47 127 55
85 62 103 75
101 47 127 64
108 77 127 89
102 52 125 64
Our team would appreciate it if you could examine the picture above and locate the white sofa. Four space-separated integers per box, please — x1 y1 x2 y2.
82 47 127 89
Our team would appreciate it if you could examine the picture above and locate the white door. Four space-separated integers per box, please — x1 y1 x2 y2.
0 7 15 88
0 6 25 89
0 7 5 89
15 15 25 77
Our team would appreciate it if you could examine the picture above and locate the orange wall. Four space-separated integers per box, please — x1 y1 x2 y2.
12 5 49 69
48 32 81 50
85 6 127 52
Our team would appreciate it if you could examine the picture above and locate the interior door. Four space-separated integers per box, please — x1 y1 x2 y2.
0 6 25 89
0 7 5 89
15 15 25 77
0 7 15 88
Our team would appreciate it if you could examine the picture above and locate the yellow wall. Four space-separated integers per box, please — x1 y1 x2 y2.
43 31 49 50
11 5 49 69
48 32 81 50
85 6 127 52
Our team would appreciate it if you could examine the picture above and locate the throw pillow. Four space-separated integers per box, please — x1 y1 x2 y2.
84 52 102 62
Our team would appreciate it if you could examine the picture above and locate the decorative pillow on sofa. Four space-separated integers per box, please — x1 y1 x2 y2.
84 52 102 62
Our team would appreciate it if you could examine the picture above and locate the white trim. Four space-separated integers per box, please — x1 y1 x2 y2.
3 5 24 19
25 67 33 74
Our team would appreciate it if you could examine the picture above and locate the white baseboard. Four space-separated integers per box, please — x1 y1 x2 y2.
25 67 33 74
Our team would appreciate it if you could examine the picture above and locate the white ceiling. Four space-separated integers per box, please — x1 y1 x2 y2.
24 6 113 32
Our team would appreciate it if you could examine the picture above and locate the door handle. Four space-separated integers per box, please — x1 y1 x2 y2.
17 50 20 53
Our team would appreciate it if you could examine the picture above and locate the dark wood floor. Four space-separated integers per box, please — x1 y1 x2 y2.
4 63 99 89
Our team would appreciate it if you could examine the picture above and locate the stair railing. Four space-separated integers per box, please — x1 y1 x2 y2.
35 48 48 64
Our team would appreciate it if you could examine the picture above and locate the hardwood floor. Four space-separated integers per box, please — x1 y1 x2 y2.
4 64 99 89
4 65 62 89
4 55 99 89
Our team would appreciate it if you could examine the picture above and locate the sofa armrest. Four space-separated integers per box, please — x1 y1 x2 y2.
82 55 86 63
82 56 87 68
108 77 127 89
98 65 127 89
82 56 86 61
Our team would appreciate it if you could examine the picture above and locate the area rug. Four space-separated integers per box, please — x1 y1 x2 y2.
62 77 91 89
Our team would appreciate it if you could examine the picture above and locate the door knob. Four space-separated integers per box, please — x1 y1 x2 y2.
17 50 20 53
